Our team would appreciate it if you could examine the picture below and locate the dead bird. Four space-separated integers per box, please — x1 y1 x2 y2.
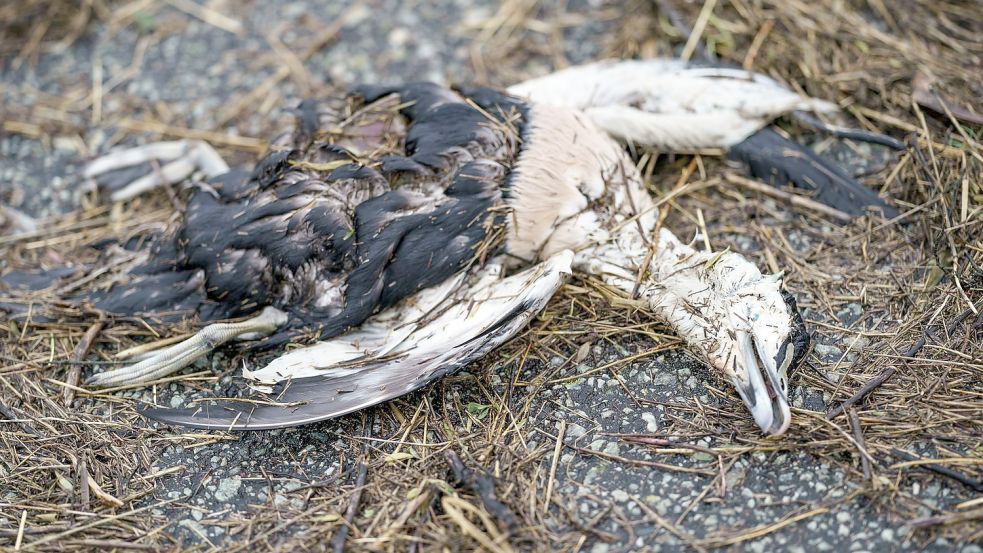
5 59 901 433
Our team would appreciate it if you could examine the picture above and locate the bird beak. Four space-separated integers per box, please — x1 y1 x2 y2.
730 330 792 436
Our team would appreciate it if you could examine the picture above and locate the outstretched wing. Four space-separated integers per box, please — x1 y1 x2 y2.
77 85 526 335
509 59 896 219
507 58 836 151
139 251 573 430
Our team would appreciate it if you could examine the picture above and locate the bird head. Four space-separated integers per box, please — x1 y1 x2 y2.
707 271 809 436
732 295 808 435
648 243 810 436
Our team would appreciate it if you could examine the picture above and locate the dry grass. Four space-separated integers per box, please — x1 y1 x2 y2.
0 0 107 62
1 0 981 550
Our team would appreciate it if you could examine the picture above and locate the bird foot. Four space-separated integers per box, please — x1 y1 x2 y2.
86 307 288 387
84 140 229 202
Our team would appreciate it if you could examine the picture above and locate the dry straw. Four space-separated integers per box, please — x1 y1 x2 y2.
1 0 980 549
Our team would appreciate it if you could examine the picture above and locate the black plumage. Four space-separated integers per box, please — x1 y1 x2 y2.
0 62 897 433
727 128 899 218
85 85 525 347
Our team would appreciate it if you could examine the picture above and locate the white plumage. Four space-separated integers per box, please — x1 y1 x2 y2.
60 58 895 434
153 97 796 433
508 59 837 151
160 252 572 430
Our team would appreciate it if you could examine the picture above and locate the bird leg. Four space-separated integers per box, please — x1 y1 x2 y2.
577 228 808 435
86 307 288 387
84 140 229 202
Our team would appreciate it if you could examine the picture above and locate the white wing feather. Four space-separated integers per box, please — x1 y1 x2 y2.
141 251 573 429
242 271 469 385
507 59 838 151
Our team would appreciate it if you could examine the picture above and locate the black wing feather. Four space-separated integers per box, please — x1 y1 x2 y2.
727 128 897 219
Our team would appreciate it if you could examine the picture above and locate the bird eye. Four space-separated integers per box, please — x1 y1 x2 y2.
775 337 794 391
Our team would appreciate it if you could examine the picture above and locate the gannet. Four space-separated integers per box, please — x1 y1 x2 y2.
5 60 901 434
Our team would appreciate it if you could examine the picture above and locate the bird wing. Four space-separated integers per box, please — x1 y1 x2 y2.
80 84 525 334
509 59 897 219
139 250 573 430
507 58 836 151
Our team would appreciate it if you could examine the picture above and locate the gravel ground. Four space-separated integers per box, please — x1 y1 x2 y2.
1 0 980 551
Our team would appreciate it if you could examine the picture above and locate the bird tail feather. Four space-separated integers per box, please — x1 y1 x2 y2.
726 128 897 218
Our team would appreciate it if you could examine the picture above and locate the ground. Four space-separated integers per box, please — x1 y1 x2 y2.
1 0 981 551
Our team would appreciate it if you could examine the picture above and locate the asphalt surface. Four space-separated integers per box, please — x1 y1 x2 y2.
1 1 980 550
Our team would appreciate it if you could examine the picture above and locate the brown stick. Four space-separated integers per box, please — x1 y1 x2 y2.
0 524 71 537
826 367 896 419
827 305 976 419
908 507 983 528
846 409 872 480
612 434 720 457
64 320 104 405
890 449 983 493
566 442 714 476
725 173 854 222
330 459 368 553
63 540 158 551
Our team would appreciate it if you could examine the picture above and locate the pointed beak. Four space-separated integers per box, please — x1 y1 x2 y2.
731 330 792 435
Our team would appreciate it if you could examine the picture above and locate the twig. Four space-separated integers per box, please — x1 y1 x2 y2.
697 507 829 547
25 497 186 547
846 409 872 480
63 319 104 405
631 493 703 551
544 420 565 510
908 507 983 528
724 173 854 222
566 442 714 476
611 434 720 456
165 0 243 35
64 539 158 550
330 459 368 553
115 118 265 152
743 19 775 69
441 495 515 553
890 449 983 493
825 367 896 419
680 0 718 61
0 524 70 537
14 510 26 551
827 305 976 418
